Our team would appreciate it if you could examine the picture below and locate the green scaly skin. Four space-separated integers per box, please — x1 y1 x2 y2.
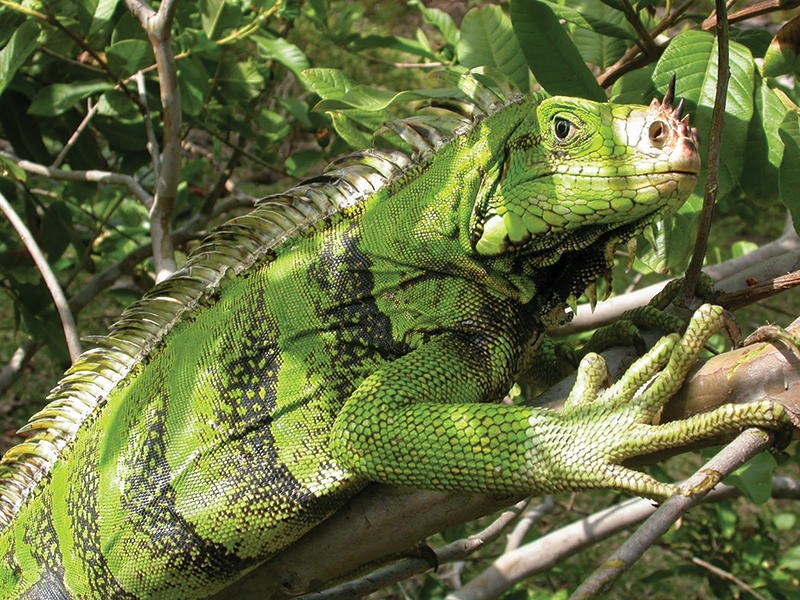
0 73 789 598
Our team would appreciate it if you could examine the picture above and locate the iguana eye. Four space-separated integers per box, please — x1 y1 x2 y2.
553 117 575 142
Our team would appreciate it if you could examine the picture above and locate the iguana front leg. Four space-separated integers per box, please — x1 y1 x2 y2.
331 305 789 501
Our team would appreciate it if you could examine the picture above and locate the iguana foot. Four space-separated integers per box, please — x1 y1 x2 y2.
538 304 790 502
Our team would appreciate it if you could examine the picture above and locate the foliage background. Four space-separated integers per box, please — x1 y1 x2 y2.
0 0 798 598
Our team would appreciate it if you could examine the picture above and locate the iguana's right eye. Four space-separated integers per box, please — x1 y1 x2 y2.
553 117 575 142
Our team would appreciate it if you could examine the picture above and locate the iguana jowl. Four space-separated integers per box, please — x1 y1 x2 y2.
0 71 789 598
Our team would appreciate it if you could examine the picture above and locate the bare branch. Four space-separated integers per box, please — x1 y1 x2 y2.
555 227 800 336
136 70 161 183
568 428 777 600
307 499 535 600
52 98 101 168
687 556 769 600
0 191 81 362
681 0 729 302
2 151 153 208
125 0 182 281
0 196 255 397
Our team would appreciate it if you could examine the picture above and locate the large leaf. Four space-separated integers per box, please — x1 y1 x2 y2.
653 30 755 201
457 6 529 93
778 109 800 236
302 68 358 101
538 0 635 40
570 3 628 70
81 0 120 40
723 452 777 505
253 33 311 82
408 0 459 46
216 60 264 101
762 15 800 78
510 0 606 101
0 21 41 100
637 194 700 274
106 39 155 78
740 74 786 206
28 80 115 116
177 56 211 117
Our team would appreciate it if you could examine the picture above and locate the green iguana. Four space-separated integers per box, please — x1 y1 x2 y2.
0 70 790 599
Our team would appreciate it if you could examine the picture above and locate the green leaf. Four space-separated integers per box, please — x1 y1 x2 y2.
302 68 357 101
571 3 627 70
178 56 210 117
83 0 120 39
346 34 439 62
653 30 755 200
259 108 290 142
106 39 155 78
408 0 459 46
510 0 606 101
284 149 323 178
537 0 635 40
778 109 800 236
199 0 239 40
28 79 115 116
0 91 52 164
740 74 786 206
217 60 264 101
637 193 700 274
723 451 777 504
96 89 140 121
773 512 796 530
457 6 529 93
328 112 377 150
0 154 26 183
0 20 41 100
780 545 800 570
313 87 436 112
253 33 311 81
763 15 800 78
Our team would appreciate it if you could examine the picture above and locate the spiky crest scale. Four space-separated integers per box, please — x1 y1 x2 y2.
0 70 525 528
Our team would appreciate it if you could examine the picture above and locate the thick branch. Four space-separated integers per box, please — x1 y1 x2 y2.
125 0 182 281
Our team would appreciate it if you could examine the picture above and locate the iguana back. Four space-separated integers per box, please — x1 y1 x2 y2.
0 72 768 599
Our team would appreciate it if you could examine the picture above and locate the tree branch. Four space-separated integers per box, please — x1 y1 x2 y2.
568 428 777 600
0 191 81 362
125 0 182 281
2 151 153 208
681 0 729 302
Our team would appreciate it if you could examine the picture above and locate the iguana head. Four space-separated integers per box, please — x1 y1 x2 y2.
472 80 700 259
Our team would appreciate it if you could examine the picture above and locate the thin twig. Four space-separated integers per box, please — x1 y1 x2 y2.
52 97 101 168
2 151 153 208
682 0 729 302
598 0 698 88
136 71 161 183
0 191 81 362
618 0 658 55
0 195 255 397
504 496 555 553
688 556 769 600
568 428 776 600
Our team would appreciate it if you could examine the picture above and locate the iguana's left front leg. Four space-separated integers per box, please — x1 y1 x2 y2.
330 305 790 501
